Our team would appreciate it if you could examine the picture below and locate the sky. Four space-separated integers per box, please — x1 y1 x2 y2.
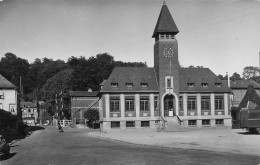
0 0 260 76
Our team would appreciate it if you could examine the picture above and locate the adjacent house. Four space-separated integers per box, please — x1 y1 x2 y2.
0 74 19 132
70 90 100 126
20 101 38 125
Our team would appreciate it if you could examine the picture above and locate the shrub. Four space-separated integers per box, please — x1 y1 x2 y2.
84 109 99 128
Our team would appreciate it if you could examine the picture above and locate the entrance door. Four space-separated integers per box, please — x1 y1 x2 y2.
164 94 175 117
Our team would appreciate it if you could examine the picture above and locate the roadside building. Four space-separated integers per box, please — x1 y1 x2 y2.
99 2 232 130
20 102 38 125
0 74 19 132
70 90 100 126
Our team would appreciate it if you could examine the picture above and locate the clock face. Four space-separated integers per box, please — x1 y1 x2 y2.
163 47 174 58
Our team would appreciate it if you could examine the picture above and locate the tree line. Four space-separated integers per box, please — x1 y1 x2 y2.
0 52 147 118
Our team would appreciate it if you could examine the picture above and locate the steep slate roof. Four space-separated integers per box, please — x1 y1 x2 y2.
100 67 158 93
230 80 260 89
20 102 37 108
70 91 99 97
152 2 179 38
179 68 231 93
0 74 17 89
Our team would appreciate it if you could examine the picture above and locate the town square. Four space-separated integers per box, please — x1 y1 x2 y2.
1 0 260 164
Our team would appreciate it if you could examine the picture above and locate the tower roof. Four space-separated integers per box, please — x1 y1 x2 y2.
152 2 179 38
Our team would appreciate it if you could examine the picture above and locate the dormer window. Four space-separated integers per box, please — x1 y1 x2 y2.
126 83 133 87
141 83 148 88
188 83 195 87
111 83 119 87
201 83 208 88
215 83 222 87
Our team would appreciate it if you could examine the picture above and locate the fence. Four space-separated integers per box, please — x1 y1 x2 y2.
59 119 72 127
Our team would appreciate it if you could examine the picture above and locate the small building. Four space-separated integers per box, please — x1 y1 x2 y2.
230 80 260 107
20 102 38 125
70 91 100 126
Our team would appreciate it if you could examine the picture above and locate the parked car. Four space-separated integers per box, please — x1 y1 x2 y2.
0 135 10 159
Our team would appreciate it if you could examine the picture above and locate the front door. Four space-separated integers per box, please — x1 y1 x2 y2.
164 94 175 117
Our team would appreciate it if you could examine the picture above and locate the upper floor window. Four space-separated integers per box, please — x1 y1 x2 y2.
9 104 16 113
140 97 149 111
110 98 119 112
215 83 222 87
188 83 195 87
215 96 224 110
111 83 119 87
126 83 133 88
166 76 173 88
201 83 208 88
141 83 148 88
187 96 196 111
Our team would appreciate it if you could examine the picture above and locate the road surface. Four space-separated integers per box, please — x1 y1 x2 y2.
1 126 260 165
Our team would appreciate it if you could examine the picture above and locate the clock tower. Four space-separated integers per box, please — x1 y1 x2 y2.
153 2 180 117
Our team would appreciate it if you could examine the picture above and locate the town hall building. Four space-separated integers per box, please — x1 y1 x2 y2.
98 2 232 130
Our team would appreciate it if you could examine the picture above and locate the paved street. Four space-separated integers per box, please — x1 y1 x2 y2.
1 126 260 165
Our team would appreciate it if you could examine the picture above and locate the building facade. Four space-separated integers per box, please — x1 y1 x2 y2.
99 3 232 130
0 74 19 132
20 102 38 125
70 91 100 126
0 74 18 115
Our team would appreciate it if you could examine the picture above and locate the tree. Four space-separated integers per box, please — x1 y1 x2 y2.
68 53 115 91
41 69 74 119
242 66 259 79
0 52 30 92
230 72 242 81
217 74 227 80
25 58 69 101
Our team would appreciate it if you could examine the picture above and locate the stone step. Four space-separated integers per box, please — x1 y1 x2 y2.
163 116 187 132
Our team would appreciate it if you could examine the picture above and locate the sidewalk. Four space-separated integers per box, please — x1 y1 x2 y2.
87 127 260 156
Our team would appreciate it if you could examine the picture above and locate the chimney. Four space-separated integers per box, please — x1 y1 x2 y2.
226 72 230 87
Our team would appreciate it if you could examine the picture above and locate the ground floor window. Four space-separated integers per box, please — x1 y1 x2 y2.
110 98 120 112
126 121 135 127
188 120 197 126
215 119 224 125
140 97 149 111
141 121 150 127
125 99 134 111
201 96 210 110
215 96 224 110
111 121 120 128
202 119 210 126
187 96 196 111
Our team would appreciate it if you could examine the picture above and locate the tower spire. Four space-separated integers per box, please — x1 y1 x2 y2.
152 2 179 38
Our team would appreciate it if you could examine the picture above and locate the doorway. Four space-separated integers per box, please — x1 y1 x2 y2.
164 94 175 117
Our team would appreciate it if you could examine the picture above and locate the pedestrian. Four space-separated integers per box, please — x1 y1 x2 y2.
57 122 63 133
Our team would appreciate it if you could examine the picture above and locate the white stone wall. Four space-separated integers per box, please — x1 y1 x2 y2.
0 89 17 115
